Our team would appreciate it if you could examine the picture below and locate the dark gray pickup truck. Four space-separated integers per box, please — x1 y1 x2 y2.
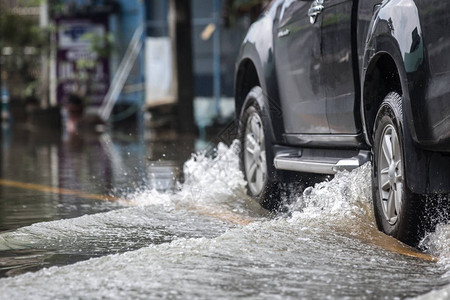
234 0 450 247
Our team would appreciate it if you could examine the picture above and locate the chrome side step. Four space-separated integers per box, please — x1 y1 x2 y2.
274 150 371 175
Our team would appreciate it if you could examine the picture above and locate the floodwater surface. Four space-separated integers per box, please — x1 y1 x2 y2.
1 127 450 299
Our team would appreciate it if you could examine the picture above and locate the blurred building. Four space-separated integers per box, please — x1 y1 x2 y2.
2 0 254 127
145 0 250 127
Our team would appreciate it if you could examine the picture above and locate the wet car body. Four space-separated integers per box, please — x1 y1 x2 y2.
234 0 450 245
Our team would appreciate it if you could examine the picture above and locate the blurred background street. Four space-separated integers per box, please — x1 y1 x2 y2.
0 0 264 136
0 0 260 233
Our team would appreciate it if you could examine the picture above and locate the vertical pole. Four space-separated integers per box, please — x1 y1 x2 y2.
213 0 222 120
162 0 169 36
40 0 49 108
138 3 146 139
0 1 3 118
169 0 196 133
49 28 57 107
0 2 6 126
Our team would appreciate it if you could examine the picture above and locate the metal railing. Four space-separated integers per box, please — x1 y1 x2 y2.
98 25 143 122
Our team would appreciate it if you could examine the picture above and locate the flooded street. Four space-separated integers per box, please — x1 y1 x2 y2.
2 127 450 299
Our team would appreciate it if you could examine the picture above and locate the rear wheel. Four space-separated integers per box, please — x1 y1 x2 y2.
372 92 426 247
243 107 267 196
238 87 281 210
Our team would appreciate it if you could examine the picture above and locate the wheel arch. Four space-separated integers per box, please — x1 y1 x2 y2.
362 52 403 146
362 44 450 195
361 0 423 146
235 55 279 142
235 58 261 121
362 40 429 194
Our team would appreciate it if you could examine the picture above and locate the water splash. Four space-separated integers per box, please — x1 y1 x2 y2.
423 222 450 266
0 158 441 299
183 141 247 199
0 141 446 298
0 141 256 257
290 163 373 222
414 220 450 299
128 141 247 206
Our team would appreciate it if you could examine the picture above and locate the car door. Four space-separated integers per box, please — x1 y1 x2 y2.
274 0 330 135
320 0 359 134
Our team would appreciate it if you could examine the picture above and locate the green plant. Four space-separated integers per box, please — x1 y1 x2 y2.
0 2 49 101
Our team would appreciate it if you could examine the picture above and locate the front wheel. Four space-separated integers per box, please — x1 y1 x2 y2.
372 92 426 247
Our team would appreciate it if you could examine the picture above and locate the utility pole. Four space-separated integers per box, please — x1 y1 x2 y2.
169 0 197 133
0 1 3 106
40 0 50 109
213 0 221 120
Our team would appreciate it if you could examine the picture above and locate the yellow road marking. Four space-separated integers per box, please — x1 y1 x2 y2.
354 223 438 262
0 179 120 202
384 243 438 262
0 179 253 226
371 235 438 262
0 179 438 261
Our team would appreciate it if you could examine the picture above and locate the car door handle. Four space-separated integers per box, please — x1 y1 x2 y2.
308 0 324 24
278 28 290 38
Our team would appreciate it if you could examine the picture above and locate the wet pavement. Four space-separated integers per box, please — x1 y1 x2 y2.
1 125 450 299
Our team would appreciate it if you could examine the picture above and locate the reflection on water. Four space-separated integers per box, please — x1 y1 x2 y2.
0 127 196 232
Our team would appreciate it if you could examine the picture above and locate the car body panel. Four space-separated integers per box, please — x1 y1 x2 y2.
414 0 450 148
274 0 329 134
235 0 286 144
234 0 450 193
322 0 360 134
363 0 450 149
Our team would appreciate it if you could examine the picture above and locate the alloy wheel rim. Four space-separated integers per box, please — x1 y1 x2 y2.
378 124 404 225
244 112 267 196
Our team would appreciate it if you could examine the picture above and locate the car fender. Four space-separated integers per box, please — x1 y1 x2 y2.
362 0 425 146
362 0 438 194
235 7 285 144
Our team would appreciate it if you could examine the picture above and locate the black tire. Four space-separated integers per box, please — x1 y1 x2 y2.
372 92 427 247
238 86 281 210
